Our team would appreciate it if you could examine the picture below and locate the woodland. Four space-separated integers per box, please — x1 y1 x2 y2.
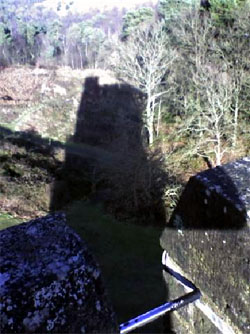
0 0 250 220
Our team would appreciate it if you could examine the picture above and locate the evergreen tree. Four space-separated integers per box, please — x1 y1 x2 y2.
121 7 154 40
157 0 192 22
209 0 248 26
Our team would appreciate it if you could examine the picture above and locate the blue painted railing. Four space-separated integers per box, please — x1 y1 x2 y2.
120 251 201 334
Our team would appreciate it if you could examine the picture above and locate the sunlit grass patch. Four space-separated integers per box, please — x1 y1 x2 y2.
0 212 21 230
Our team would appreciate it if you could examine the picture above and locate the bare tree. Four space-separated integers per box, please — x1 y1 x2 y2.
111 22 177 144
222 5 250 148
171 5 250 165
184 65 234 166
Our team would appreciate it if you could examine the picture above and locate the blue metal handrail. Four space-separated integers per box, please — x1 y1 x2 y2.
120 251 201 334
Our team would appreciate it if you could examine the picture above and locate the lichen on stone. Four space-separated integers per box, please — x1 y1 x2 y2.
0 213 118 333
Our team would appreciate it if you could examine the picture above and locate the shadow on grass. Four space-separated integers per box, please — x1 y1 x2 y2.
66 200 168 332
50 76 174 332
50 76 170 225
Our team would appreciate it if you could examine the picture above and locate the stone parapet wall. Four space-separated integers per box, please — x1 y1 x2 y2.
0 213 118 333
160 158 250 334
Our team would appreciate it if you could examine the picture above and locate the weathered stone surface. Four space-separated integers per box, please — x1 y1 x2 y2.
161 157 250 334
0 213 118 333
163 270 222 334
169 157 250 229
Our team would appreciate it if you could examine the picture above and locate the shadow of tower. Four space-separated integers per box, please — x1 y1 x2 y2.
49 74 173 332
50 76 167 225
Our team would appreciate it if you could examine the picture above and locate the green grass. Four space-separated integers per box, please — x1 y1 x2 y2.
66 201 166 331
0 213 22 230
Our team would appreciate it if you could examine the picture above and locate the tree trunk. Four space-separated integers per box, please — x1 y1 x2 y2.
156 99 162 138
233 96 239 148
146 94 154 145
78 46 83 69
